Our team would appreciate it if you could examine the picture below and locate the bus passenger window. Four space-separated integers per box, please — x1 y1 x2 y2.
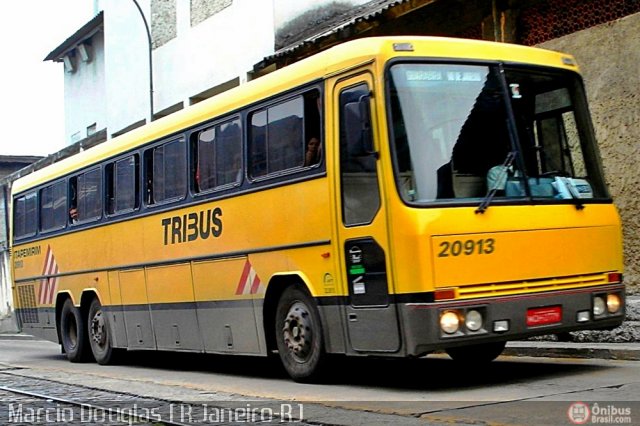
144 139 187 204
13 192 37 239
248 89 322 179
39 181 67 232
193 117 242 193
70 168 102 223
106 155 139 215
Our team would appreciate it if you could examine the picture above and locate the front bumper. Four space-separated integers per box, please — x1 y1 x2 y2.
400 284 625 356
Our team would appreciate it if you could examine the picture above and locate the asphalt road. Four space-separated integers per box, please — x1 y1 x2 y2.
1 338 639 425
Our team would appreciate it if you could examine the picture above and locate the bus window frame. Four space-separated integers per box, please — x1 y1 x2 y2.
12 191 38 240
246 86 324 183
39 179 68 234
105 153 141 218
143 137 188 208
190 114 244 197
69 166 103 226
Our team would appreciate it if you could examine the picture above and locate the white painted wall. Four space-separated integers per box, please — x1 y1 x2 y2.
101 0 275 135
153 0 275 114
64 29 107 144
103 0 153 134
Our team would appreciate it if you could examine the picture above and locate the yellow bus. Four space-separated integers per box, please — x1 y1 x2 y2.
11 36 625 382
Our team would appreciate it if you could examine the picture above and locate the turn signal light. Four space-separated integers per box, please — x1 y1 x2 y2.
606 293 621 314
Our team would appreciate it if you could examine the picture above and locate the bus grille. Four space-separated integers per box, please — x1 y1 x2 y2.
456 273 610 300
16 284 39 324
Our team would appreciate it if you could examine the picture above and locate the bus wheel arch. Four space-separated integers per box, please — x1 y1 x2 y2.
268 279 326 382
263 275 303 353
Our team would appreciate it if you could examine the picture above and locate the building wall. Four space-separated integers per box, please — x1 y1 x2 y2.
103 0 275 134
540 12 640 293
103 0 152 134
153 0 274 113
64 29 107 144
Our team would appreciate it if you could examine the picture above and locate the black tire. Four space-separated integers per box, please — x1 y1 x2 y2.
87 298 118 365
60 298 89 362
445 341 506 364
275 287 325 382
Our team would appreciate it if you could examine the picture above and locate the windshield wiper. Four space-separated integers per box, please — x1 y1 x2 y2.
554 176 585 210
475 151 516 214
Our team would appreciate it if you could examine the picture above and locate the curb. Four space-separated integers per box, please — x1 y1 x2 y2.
505 341 640 361
0 333 38 340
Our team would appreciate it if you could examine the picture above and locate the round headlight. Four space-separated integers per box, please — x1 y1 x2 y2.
606 293 621 314
440 311 460 334
465 310 483 332
593 296 606 316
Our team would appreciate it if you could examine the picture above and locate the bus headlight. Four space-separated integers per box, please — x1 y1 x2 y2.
440 311 460 334
465 310 483 332
593 296 606 316
607 293 621 314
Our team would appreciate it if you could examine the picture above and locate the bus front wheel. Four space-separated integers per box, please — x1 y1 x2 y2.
445 341 506 364
60 298 88 362
87 298 117 365
275 287 325 382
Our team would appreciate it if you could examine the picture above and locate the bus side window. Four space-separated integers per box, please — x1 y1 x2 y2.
193 117 242 193
39 181 67 232
70 168 102 224
106 155 139 215
144 139 187 205
13 192 37 239
248 89 322 179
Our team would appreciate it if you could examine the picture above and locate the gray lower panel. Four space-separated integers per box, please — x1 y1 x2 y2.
196 302 261 354
123 309 156 350
318 304 346 354
346 305 400 352
108 310 128 349
151 308 203 351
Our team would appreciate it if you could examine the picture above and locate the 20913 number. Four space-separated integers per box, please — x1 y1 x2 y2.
438 238 495 257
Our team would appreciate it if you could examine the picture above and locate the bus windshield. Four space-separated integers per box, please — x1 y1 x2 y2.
388 62 608 204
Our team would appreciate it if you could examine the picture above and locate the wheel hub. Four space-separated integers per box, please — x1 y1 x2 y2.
282 302 313 361
91 310 106 346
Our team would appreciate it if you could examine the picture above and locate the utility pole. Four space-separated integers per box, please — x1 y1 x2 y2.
131 0 155 122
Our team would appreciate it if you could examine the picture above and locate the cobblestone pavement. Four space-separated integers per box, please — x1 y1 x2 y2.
0 370 315 426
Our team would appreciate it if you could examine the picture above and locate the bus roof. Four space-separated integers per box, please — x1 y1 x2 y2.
12 36 578 195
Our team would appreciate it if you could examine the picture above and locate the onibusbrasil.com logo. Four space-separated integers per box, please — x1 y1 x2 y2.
568 402 632 424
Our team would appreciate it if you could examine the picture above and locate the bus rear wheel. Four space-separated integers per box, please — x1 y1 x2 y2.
60 298 88 362
88 298 117 365
445 341 506 364
275 287 325 382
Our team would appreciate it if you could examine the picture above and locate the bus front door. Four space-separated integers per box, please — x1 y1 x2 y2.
334 74 400 353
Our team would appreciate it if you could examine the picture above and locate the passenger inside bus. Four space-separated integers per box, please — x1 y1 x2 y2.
304 136 321 166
